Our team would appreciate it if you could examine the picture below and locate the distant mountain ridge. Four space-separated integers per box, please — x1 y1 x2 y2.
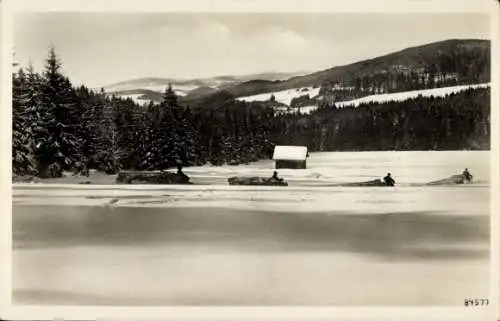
102 71 308 98
104 39 490 106
222 39 490 97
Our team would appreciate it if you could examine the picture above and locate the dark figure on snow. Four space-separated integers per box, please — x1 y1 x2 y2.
176 165 190 183
270 171 283 182
384 173 395 186
462 168 473 183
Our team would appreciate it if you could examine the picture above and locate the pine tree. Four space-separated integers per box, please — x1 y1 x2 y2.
107 96 136 171
12 68 37 176
157 84 196 168
76 86 119 174
163 84 179 109
35 47 81 177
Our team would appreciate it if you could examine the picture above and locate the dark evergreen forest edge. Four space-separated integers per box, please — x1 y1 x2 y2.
12 47 490 178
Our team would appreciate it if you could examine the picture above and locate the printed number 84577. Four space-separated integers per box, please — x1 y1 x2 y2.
464 298 489 306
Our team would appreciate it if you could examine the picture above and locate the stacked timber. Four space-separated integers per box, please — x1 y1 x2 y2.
116 171 192 184
227 176 288 186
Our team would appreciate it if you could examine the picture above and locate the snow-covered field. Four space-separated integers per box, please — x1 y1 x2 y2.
12 151 491 306
13 151 490 213
237 86 321 106
335 83 490 108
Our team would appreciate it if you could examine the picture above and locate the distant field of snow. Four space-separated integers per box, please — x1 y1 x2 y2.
105 82 198 93
120 94 150 106
335 83 490 108
171 89 192 97
140 84 196 96
298 105 318 114
237 86 321 106
273 105 318 115
110 87 193 98
236 83 489 112
112 83 194 103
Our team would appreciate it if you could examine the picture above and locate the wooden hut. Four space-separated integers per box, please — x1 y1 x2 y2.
272 146 308 169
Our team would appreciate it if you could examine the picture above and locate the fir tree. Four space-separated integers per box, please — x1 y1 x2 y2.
12 68 37 175
36 47 82 177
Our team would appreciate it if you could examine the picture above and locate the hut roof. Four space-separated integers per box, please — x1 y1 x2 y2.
272 146 308 161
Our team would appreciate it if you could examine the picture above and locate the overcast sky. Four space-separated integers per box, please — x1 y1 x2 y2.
14 13 490 88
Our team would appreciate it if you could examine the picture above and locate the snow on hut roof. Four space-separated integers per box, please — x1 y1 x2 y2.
272 146 308 161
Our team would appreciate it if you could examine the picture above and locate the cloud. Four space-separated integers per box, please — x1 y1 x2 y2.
14 13 490 87
258 26 308 52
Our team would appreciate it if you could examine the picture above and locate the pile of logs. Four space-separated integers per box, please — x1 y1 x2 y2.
426 174 469 185
116 171 192 184
227 176 288 186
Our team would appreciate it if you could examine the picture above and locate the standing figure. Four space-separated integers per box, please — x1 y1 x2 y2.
176 165 190 183
383 173 395 186
270 171 283 183
462 168 473 183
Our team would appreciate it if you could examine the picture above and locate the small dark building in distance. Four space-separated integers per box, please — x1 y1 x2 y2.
273 145 308 169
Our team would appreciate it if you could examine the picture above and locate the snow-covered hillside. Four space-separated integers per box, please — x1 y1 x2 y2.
236 83 490 115
236 86 321 106
335 83 490 108
112 82 490 111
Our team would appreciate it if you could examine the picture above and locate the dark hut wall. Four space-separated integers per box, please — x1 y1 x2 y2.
275 160 307 169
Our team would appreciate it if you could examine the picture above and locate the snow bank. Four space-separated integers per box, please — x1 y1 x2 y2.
335 83 490 108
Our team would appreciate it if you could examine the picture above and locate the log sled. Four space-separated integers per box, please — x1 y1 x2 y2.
227 176 289 186
116 171 193 185
339 179 388 187
426 174 472 186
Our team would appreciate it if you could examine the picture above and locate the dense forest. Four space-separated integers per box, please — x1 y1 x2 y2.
12 48 490 178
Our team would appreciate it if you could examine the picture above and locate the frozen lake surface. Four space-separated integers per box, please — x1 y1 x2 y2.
12 151 491 305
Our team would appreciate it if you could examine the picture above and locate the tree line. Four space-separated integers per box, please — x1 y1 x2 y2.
12 48 490 178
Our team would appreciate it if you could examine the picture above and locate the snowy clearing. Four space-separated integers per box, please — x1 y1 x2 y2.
12 151 489 306
235 83 489 113
119 94 151 106
13 151 489 214
297 105 318 114
12 183 489 215
236 86 321 106
335 83 490 108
